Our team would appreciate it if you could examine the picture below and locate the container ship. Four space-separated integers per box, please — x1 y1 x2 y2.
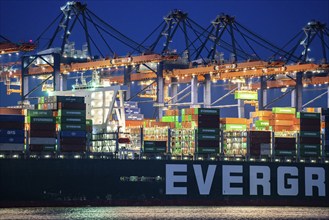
0 89 328 207
1 1 329 207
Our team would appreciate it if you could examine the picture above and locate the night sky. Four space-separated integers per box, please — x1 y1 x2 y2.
0 0 328 117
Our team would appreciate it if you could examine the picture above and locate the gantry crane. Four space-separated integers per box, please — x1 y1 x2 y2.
1 2 329 119
0 35 36 54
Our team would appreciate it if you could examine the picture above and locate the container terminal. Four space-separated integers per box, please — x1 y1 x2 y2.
0 1 329 207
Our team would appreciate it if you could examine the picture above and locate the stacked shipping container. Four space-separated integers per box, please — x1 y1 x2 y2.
26 110 56 152
55 96 87 152
298 112 321 157
322 108 329 157
0 114 25 151
221 118 247 156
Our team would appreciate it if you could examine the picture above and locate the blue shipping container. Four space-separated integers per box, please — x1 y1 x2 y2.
0 115 24 122
0 136 25 143
60 131 86 138
0 129 25 137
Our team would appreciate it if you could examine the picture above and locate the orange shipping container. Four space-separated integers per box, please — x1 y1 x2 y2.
220 117 247 125
271 113 295 120
270 119 294 126
250 111 272 118
293 118 300 125
0 108 23 115
125 120 143 127
272 125 294 132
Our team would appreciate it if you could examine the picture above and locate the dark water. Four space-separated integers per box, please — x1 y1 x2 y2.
0 207 329 220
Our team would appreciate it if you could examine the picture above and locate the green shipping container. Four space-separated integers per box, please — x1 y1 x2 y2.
300 144 321 150
56 116 86 124
144 147 166 153
58 110 86 117
197 128 219 134
161 116 179 122
299 131 321 137
234 91 258 100
297 112 321 119
300 149 321 157
197 108 220 116
272 107 296 114
197 134 219 141
275 150 296 156
222 124 247 131
59 124 86 131
26 117 55 124
27 110 53 117
197 147 219 154
255 120 269 127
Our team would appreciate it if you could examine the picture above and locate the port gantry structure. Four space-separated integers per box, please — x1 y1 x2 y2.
0 1 329 119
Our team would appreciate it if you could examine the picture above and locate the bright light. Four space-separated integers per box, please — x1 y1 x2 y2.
183 157 188 160
171 156 176 160
0 154 5 158
74 155 81 159
261 158 266 162
13 154 18 158
311 160 316 163
156 156 161 160
44 155 50 158
59 155 64 159
275 159 280 162
235 158 241 161
325 160 329 163
16 52 19 55
300 159 305 162
286 159 291 162
8 53 12 56
250 158 255 161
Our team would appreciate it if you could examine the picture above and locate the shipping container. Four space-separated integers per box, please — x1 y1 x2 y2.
60 131 86 138
29 137 57 145
58 102 86 110
0 114 24 122
0 143 24 151
0 136 25 143
26 117 56 124
0 129 24 137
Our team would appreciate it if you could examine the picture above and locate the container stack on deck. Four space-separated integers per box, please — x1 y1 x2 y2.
191 108 220 155
26 109 56 152
55 96 87 153
0 112 24 152
271 107 297 157
298 112 321 158
221 118 247 156
322 108 329 157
